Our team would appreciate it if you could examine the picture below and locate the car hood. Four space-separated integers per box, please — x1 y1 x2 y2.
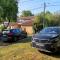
33 33 59 39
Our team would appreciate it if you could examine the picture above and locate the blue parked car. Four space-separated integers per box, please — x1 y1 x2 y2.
32 27 60 53
2 29 27 42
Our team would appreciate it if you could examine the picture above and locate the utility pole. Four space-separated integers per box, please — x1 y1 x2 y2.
43 2 46 28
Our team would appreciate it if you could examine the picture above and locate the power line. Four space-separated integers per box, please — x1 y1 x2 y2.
19 0 33 3
19 1 60 10
19 2 60 14
19 4 60 11
19 0 60 12
19 0 43 8
47 2 60 5
18 6 43 13
20 0 60 4
29 6 43 10
20 0 45 3
46 4 60 8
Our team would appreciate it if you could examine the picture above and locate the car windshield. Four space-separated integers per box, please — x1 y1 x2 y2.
10 29 22 33
40 27 59 34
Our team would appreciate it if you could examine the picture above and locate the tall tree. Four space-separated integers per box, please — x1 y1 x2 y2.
21 10 34 17
0 0 18 22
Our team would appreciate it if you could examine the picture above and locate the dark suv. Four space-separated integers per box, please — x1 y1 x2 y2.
32 27 60 53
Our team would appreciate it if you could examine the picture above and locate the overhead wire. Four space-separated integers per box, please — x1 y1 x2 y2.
19 0 60 14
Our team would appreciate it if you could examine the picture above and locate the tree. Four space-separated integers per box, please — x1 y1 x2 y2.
0 6 4 22
33 14 43 33
53 12 60 26
21 10 34 17
0 0 18 22
33 11 53 33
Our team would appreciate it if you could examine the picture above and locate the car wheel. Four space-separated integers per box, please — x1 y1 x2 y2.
51 47 58 53
14 37 17 41
12 37 17 42
51 42 58 53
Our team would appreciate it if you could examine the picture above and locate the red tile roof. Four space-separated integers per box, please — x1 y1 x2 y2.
9 22 18 26
21 20 33 26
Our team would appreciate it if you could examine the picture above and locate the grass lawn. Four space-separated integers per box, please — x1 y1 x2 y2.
0 36 60 60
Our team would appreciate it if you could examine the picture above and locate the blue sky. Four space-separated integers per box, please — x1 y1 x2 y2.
18 0 60 16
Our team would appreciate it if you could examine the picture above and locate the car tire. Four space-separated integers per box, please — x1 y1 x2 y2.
51 47 58 53
12 37 17 42
14 37 17 42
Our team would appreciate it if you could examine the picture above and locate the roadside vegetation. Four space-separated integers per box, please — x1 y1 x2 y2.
33 11 60 33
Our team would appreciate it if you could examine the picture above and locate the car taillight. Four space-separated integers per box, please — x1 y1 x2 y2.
8 33 13 36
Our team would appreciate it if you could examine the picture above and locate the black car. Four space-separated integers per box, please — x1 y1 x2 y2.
2 29 27 42
32 27 60 53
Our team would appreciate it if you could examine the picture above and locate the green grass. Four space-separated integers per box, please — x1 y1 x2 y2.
0 36 60 60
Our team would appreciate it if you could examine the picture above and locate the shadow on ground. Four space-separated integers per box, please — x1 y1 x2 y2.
39 50 60 58
19 36 32 43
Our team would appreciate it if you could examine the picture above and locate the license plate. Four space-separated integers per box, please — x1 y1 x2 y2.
36 43 44 46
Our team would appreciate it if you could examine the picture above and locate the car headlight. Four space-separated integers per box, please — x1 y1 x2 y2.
52 37 59 43
32 38 35 42
32 40 35 42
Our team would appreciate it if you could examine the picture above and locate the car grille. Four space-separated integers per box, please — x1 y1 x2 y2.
34 38 49 43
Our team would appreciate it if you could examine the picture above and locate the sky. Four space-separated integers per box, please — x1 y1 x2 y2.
18 0 60 16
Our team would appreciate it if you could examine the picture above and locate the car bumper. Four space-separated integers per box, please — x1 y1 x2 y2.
32 42 53 52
